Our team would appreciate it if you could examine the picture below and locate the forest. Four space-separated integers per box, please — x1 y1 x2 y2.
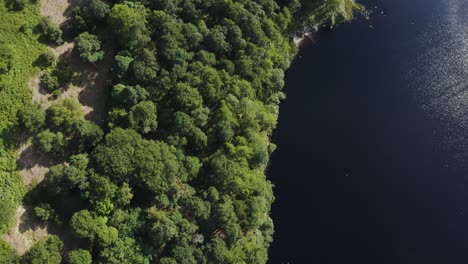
0 0 361 263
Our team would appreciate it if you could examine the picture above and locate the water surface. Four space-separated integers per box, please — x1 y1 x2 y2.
269 0 468 263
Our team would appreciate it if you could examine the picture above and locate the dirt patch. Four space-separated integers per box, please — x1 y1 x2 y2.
54 37 112 125
50 42 74 58
40 0 71 25
2 206 48 256
17 144 56 187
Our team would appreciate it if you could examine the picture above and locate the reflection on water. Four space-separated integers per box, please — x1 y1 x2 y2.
410 0 468 167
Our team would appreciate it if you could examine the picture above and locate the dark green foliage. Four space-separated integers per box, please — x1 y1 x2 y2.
72 120 104 151
39 17 63 45
10 0 29 10
128 101 158 134
112 54 133 79
37 50 56 69
40 71 60 91
75 32 104 63
71 0 110 31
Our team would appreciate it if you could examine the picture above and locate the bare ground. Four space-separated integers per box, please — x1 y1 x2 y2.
17 144 54 187
2 206 48 256
40 0 70 25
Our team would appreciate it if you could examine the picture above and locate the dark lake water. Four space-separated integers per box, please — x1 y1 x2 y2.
268 0 468 263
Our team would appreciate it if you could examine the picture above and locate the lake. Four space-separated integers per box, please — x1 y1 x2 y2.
268 0 468 263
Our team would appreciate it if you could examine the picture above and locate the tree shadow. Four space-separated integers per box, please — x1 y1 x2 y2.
55 33 113 126
17 145 56 170
18 205 46 233
22 183 88 252
4 0 25 12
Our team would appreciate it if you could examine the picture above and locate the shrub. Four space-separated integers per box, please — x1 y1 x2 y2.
39 17 63 45
75 32 104 63
37 50 56 69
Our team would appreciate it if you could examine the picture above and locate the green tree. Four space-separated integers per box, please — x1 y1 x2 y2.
39 17 63 45
40 71 60 91
128 101 158 134
36 130 65 154
112 54 133 80
23 235 63 264
34 203 53 221
108 3 150 50
17 103 46 134
67 249 92 264
70 210 101 240
72 119 104 151
37 50 56 69
47 99 84 132
75 32 104 63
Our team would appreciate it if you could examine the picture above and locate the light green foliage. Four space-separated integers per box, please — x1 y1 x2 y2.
75 32 104 63
0 241 19 264
47 99 84 132
35 130 65 155
0 43 16 74
34 203 53 221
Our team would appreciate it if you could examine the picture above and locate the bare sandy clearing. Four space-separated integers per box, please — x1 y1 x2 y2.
17 144 55 187
2 206 48 256
40 0 70 25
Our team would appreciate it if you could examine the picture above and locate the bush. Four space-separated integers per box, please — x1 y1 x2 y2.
75 32 104 63
67 249 92 264
17 103 46 133
0 44 17 74
9 0 29 10
37 50 56 69
41 71 60 91
35 130 66 154
39 17 63 45
34 203 53 221
23 235 63 264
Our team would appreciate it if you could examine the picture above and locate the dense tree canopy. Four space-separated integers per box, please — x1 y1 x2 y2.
3 0 361 263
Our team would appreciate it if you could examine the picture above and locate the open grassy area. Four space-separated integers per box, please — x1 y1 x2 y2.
0 0 47 234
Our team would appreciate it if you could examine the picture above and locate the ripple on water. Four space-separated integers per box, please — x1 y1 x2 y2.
408 0 468 168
